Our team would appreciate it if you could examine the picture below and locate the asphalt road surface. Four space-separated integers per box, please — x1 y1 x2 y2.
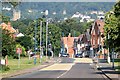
7 57 108 80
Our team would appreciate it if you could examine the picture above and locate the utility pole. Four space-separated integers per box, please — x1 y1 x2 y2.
40 21 42 63
46 20 48 61
112 47 114 69
34 20 37 65
108 33 111 63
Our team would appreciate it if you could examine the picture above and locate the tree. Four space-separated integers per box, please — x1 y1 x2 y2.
1 14 10 23
2 29 16 58
104 1 120 52
16 36 33 51
56 18 90 37
48 24 62 56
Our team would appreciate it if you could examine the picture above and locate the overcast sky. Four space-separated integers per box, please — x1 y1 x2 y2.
2 0 116 2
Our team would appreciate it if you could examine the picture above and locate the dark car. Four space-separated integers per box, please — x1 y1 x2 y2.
75 53 83 58
60 53 69 57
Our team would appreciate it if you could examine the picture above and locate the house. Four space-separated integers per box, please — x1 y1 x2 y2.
90 11 98 14
77 32 91 57
90 19 107 59
80 15 91 22
71 12 83 18
61 33 78 57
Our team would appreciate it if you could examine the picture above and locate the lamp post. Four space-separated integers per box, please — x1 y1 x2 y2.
40 21 42 63
46 20 48 61
45 10 49 61
34 20 37 65
107 32 111 63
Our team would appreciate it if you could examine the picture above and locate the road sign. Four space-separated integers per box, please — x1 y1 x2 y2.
16 48 22 54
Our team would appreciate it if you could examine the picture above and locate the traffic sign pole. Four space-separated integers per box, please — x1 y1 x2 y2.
18 53 20 68
16 48 22 68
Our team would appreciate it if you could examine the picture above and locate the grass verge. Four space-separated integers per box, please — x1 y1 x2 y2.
0 56 46 77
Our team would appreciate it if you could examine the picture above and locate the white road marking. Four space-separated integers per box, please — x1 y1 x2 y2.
57 69 69 78
74 58 92 63
40 63 74 71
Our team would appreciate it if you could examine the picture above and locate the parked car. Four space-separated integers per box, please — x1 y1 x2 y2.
30 52 35 57
75 53 83 58
60 53 69 57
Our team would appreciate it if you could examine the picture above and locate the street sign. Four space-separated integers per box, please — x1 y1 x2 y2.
1 59 5 65
16 48 22 54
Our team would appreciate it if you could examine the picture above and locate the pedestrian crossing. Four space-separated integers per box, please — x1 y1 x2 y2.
40 63 74 71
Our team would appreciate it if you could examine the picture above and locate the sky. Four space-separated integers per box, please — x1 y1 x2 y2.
2 0 116 2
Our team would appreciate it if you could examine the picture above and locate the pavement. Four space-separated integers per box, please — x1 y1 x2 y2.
1 57 61 78
93 59 120 80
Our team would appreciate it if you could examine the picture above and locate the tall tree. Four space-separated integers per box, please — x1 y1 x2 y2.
104 1 120 52
2 29 16 57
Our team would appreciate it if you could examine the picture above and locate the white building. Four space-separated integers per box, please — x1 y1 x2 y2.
63 10 66 15
98 11 105 15
97 16 105 19
71 12 83 18
12 10 21 21
2 7 11 11
80 15 91 22
90 11 98 14
52 12 56 15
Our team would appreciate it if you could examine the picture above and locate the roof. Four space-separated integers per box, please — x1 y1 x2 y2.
16 33 24 37
95 20 105 33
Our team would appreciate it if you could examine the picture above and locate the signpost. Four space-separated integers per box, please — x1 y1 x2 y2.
16 48 22 68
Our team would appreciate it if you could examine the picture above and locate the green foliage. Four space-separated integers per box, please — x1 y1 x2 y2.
114 1 120 17
1 15 10 23
48 24 62 55
2 29 16 58
1 65 10 72
57 18 90 37
3 2 115 20
104 1 120 52
9 1 20 8
11 20 29 34
16 44 27 57
16 36 33 51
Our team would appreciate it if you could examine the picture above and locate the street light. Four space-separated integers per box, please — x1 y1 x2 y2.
40 21 42 63
45 10 49 61
107 32 111 64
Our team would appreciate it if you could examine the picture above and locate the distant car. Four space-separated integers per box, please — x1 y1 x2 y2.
30 52 35 57
60 53 69 57
75 53 83 58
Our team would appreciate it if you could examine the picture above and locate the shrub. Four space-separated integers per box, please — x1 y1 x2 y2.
1 65 10 71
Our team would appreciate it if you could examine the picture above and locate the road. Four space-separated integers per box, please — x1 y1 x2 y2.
8 57 108 79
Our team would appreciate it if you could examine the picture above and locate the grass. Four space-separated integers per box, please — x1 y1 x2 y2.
115 62 120 71
113 59 120 71
0 56 46 77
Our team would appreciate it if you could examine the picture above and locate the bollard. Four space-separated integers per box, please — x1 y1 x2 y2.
34 56 36 65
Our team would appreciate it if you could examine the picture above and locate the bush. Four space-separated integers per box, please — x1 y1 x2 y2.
13 54 19 59
1 65 10 71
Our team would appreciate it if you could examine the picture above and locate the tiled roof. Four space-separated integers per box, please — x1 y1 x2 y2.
95 20 104 33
